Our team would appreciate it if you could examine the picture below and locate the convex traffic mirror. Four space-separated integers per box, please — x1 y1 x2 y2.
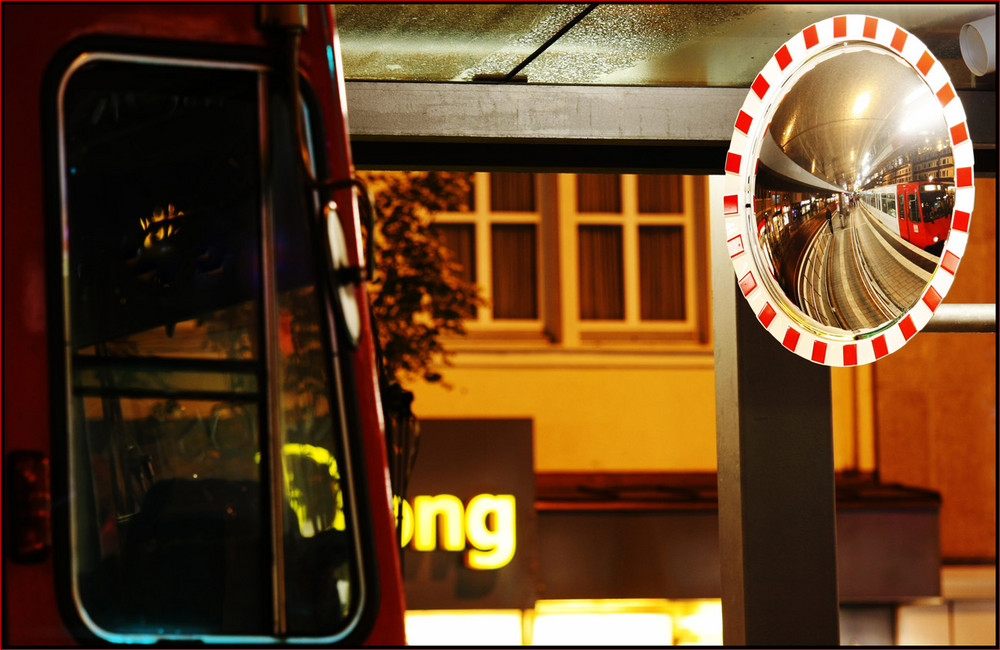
725 15 975 365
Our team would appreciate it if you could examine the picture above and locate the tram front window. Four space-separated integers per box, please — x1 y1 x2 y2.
60 55 361 642
920 186 955 222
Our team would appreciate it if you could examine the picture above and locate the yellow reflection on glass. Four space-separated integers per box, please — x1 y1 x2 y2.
254 443 346 537
405 610 523 646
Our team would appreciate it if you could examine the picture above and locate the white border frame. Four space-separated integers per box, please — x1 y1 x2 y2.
724 15 975 366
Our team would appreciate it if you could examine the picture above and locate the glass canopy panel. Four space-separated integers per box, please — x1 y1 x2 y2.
335 4 591 82
334 3 994 89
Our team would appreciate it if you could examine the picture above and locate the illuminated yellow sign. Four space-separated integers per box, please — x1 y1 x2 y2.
395 494 516 570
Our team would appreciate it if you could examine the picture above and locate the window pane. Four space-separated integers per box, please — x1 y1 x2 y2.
578 225 624 319
66 69 262 357
433 224 477 283
433 224 477 318
63 59 363 642
270 88 360 635
639 226 686 320
577 174 621 213
74 396 267 629
638 175 684 213
278 288 356 633
492 224 537 319
490 172 536 211
63 60 269 637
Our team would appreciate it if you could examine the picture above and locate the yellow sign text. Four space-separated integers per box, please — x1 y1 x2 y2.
394 494 516 570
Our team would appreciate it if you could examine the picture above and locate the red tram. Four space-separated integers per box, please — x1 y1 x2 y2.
4 4 406 646
860 181 955 253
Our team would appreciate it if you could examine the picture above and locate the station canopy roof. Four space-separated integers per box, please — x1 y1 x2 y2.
334 3 995 90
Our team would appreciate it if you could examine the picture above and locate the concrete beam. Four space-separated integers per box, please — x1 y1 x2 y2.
345 81 745 145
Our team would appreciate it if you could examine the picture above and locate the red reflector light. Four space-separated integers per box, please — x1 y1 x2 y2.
9 452 52 562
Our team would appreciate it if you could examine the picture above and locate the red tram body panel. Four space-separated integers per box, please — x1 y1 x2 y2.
3 4 406 646
894 181 954 251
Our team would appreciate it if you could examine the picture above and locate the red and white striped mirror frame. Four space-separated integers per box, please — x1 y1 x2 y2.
724 15 975 366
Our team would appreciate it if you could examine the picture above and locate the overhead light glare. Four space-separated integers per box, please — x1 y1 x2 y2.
852 91 870 117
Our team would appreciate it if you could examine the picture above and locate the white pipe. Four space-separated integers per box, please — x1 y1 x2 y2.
960 15 997 76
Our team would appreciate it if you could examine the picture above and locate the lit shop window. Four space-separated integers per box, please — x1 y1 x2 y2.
404 600 723 646
531 599 673 646
530 599 722 646
405 610 525 646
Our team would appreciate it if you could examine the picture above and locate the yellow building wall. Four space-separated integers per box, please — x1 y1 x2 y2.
410 355 718 471
830 365 877 473
410 353 874 473
407 173 879 475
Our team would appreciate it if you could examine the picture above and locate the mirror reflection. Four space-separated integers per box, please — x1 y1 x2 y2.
752 44 954 333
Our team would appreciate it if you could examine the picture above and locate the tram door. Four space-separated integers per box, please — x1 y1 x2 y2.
897 188 915 242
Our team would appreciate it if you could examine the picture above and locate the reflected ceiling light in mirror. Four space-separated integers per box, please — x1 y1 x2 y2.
724 15 975 366
852 91 871 117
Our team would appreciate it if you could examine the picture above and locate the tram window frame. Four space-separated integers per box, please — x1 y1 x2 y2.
48 46 372 646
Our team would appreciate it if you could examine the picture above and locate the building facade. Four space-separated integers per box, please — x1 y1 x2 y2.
382 171 995 645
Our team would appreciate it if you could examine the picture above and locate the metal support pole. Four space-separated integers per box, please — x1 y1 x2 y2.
711 177 841 645
924 303 997 332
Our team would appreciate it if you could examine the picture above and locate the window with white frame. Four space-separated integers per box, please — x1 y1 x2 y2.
431 172 541 327
565 173 701 341
428 171 706 345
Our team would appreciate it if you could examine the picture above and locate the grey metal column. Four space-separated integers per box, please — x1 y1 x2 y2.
924 303 998 332
710 177 840 645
